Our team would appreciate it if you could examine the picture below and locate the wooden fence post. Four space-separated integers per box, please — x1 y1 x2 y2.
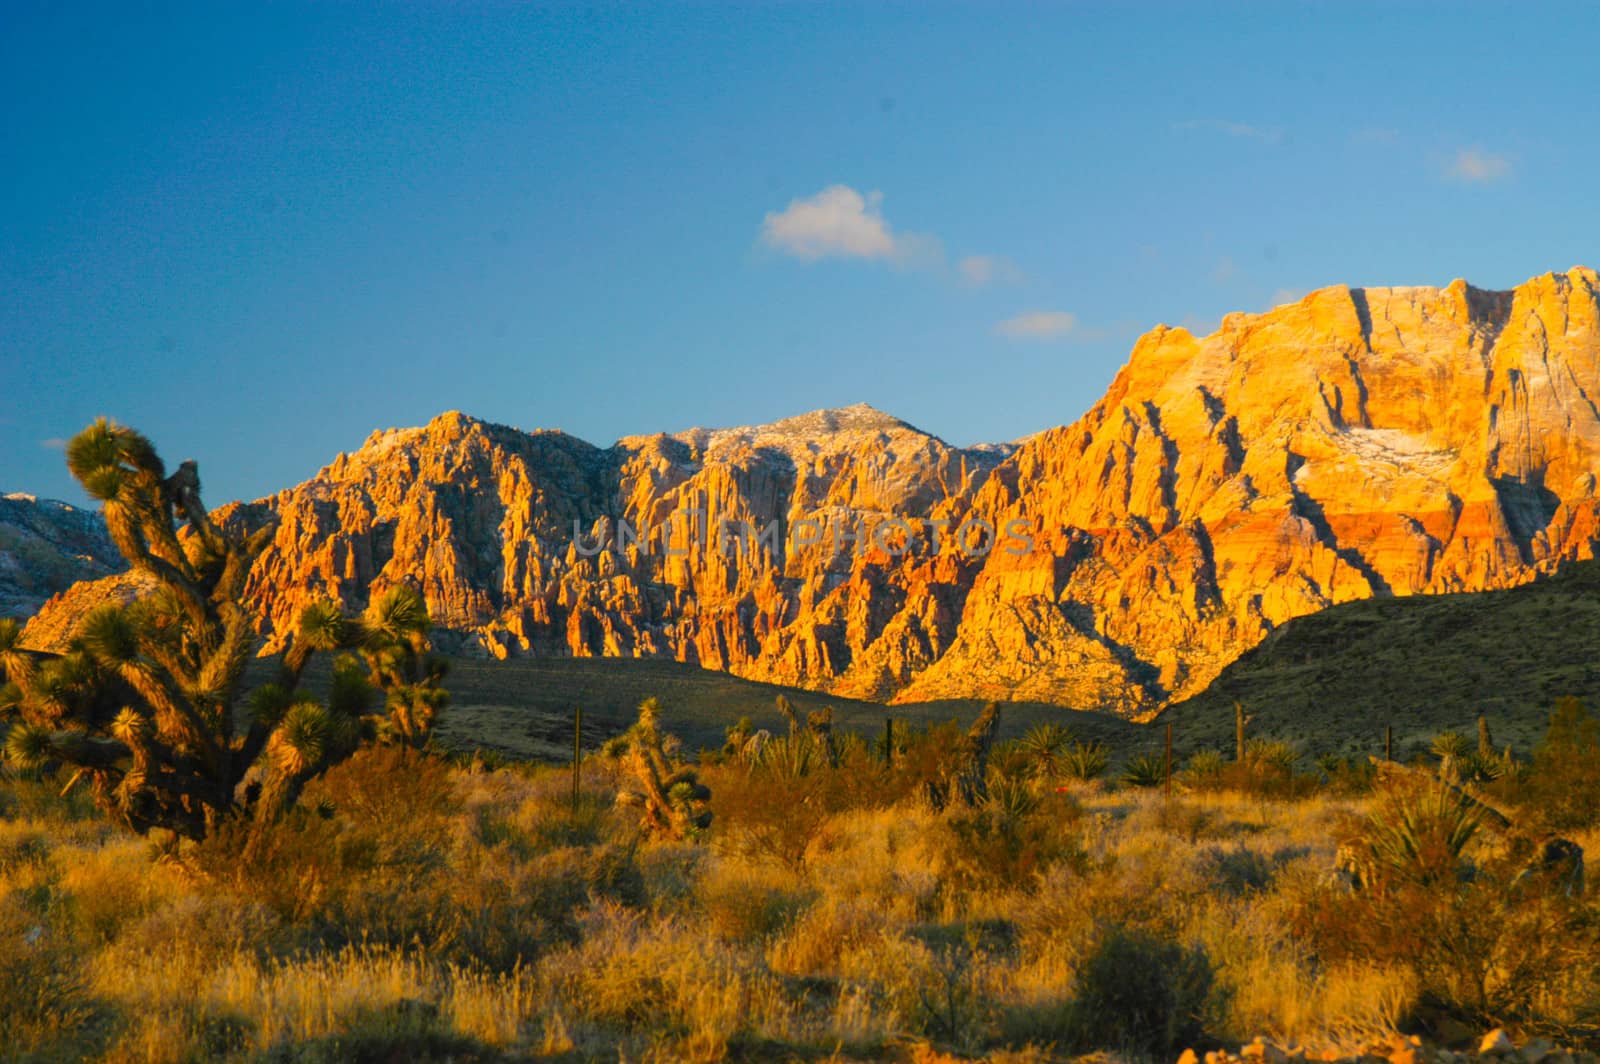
1165 722 1173 800
572 705 583 810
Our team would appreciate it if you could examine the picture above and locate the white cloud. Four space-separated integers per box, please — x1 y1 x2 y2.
1448 147 1511 183
959 254 1024 287
39 438 66 450
1212 256 1237 284
1270 288 1303 307
996 311 1078 340
1174 119 1283 144
761 185 937 263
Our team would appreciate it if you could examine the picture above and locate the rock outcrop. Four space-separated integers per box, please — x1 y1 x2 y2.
22 269 1600 718
0 493 125 620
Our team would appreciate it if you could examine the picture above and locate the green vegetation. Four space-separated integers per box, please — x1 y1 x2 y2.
0 420 446 841
1165 557 1600 757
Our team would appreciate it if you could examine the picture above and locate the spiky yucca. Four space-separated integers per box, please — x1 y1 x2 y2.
0 419 444 840
1059 740 1110 781
1018 722 1073 782
1120 752 1168 789
1355 783 1484 890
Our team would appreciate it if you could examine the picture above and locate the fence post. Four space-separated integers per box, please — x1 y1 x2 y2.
884 717 894 766
1165 722 1173 800
572 705 583 810
1384 724 1392 762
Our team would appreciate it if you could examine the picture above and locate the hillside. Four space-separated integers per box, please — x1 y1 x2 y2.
276 654 1144 763
1161 556 1600 758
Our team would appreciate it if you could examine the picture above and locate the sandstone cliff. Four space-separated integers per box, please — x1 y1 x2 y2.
23 269 1600 718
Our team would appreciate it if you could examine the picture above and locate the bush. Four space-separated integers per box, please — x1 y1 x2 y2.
1059 741 1109 782
1521 696 1600 831
932 789 1086 892
707 739 900 870
1063 923 1222 1055
1120 752 1168 789
1296 779 1600 1031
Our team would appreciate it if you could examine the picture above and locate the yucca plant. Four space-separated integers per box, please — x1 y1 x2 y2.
1018 722 1073 781
1185 748 1228 788
1431 730 1474 762
988 774 1041 819
0 419 444 840
1120 752 1168 789
1244 737 1299 775
755 731 819 781
1358 783 1484 889
1060 740 1110 782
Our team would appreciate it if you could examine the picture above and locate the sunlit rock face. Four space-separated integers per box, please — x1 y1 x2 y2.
24 269 1600 718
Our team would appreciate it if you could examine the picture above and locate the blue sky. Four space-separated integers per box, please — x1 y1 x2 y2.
4 3 1596 506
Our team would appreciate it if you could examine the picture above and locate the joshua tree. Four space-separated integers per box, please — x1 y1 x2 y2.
615 697 712 840
0 418 444 840
806 705 837 767
924 702 1001 810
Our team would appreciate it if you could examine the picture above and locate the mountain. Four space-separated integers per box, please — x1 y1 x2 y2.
0 494 125 619
21 268 1600 719
1158 555 1600 758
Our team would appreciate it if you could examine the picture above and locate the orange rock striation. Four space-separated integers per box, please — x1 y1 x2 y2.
24 269 1600 718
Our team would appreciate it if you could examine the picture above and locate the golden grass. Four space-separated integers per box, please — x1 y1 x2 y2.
1 745 1596 1062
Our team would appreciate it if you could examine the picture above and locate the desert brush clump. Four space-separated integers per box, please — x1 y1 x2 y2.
0 420 447 841
4 692 1600 1060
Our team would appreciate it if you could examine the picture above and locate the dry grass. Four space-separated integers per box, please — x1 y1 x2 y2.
1 732 1597 1062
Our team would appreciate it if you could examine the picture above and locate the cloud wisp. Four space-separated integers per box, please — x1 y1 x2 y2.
1447 147 1511 183
760 185 940 265
959 254 1025 287
995 311 1079 340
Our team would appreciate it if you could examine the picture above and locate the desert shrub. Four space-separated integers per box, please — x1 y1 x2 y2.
697 871 810 944
1062 923 1222 1055
1059 741 1109 782
1294 869 1599 1031
1191 739 1318 800
1194 844 1278 897
1315 753 1377 795
907 941 998 1051
1151 799 1226 843
708 738 899 870
1519 696 1600 831
310 745 460 836
0 895 99 1059
1017 722 1074 783
256 999 491 1063
1120 752 1168 789
931 788 1086 892
1184 749 1229 791
1294 780 1600 1030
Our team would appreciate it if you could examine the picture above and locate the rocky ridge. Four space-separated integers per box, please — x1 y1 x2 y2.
21 269 1600 718
0 493 126 620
